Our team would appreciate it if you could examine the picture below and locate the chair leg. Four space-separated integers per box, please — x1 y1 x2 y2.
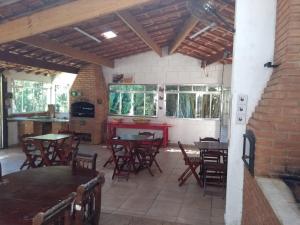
178 167 190 181
153 159 163 173
179 170 193 186
103 156 113 167
20 159 29 170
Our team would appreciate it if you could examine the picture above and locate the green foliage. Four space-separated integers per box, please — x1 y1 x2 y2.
109 84 157 117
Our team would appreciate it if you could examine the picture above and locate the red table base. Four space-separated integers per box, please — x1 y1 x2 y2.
107 122 172 147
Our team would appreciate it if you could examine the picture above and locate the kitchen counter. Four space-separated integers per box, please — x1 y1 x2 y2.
7 116 69 123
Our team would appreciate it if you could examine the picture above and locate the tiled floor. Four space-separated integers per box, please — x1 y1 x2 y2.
0 144 225 225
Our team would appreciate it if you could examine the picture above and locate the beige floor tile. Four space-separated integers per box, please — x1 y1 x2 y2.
120 196 155 213
129 216 163 225
212 197 226 210
1 144 226 225
156 190 185 203
100 212 132 225
147 200 181 218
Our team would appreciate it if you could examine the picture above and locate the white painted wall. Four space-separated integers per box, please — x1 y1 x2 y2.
225 0 277 224
103 49 232 144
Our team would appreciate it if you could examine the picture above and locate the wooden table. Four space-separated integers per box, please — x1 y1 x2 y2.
28 133 71 142
28 133 72 164
0 166 99 225
107 122 172 147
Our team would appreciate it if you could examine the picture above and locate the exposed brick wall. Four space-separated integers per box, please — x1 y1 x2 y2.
247 0 300 177
70 64 108 144
242 169 281 225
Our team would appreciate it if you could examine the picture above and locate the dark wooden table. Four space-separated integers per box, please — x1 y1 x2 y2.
194 141 229 151
0 166 98 225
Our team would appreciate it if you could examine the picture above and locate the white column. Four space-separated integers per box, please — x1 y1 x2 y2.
225 0 277 224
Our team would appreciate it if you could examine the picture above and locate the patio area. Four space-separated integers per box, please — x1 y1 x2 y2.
0 144 225 225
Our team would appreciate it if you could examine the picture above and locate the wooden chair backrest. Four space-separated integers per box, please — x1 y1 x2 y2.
32 192 76 225
200 137 220 142
75 174 105 225
178 141 190 163
110 139 131 155
72 152 98 171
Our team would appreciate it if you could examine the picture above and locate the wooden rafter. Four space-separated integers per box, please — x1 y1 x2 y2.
0 0 153 45
19 36 114 68
169 16 199 54
202 48 232 67
117 10 162 57
0 51 79 74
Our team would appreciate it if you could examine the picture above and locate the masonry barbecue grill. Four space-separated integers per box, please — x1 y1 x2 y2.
71 101 95 118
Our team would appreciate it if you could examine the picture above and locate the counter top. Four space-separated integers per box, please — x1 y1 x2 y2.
7 116 69 123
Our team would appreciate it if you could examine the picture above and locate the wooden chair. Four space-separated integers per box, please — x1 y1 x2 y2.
202 151 227 196
200 137 221 164
32 192 76 225
21 139 46 169
178 141 202 186
110 139 134 180
75 174 105 225
103 136 123 167
57 130 81 163
20 134 38 170
72 151 98 171
135 138 163 176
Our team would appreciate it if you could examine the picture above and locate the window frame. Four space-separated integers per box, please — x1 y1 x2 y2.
164 84 222 120
108 84 158 118
11 79 52 114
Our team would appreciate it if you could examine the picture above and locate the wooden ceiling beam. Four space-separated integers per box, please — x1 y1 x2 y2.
19 36 114 68
169 16 199 54
202 49 232 67
0 0 153 44
117 10 162 57
0 51 79 74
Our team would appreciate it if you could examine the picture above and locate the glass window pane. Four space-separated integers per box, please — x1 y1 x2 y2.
201 94 211 118
55 85 69 113
109 85 122 91
145 85 157 91
179 85 192 91
145 93 156 116
109 92 120 115
179 93 196 118
121 93 132 115
166 94 178 116
166 85 178 91
211 94 220 118
133 93 144 115
130 85 145 91
208 87 220 92
196 95 202 118
193 86 206 91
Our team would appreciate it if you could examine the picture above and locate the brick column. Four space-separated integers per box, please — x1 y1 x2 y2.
248 0 300 177
70 64 108 144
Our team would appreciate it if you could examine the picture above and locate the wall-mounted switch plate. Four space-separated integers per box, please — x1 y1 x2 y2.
237 104 247 113
236 113 246 124
238 94 248 105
